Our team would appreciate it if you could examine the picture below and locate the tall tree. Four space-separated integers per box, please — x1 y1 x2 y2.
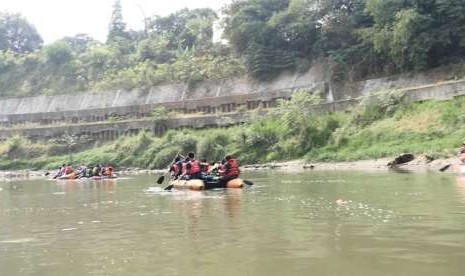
0 12 43 54
107 0 128 42
147 8 217 50
60 34 100 54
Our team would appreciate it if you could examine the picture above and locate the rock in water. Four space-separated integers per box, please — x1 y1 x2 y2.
388 153 415 167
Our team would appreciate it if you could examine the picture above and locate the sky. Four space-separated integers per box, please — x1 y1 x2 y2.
1 0 231 44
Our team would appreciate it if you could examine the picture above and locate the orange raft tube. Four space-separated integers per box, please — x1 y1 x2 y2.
170 178 244 191
57 172 77 180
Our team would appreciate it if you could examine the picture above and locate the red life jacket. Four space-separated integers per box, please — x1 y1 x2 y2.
225 159 240 178
104 166 113 176
188 159 201 175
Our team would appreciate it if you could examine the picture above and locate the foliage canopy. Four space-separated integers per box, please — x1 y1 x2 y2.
3 0 465 97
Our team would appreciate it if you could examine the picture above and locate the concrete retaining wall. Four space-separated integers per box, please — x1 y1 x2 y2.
1 63 465 142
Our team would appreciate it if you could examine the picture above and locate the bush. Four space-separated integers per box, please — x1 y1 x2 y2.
196 130 231 162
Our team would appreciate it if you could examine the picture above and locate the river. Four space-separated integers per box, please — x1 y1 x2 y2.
1 171 465 275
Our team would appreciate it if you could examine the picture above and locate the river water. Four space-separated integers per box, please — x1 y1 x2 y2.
1 171 465 275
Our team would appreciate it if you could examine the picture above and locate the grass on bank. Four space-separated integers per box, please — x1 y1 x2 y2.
1 91 465 170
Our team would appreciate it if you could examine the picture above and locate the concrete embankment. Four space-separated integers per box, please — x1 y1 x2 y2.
1 63 465 143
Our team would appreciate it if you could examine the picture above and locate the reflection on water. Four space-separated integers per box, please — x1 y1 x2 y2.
455 175 465 205
1 172 465 275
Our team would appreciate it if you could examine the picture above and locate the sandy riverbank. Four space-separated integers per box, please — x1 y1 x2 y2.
241 155 459 173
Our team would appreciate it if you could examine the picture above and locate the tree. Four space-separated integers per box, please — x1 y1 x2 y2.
59 34 100 54
107 0 128 42
0 12 43 54
361 0 438 71
224 0 306 79
43 41 74 66
147 8 217 50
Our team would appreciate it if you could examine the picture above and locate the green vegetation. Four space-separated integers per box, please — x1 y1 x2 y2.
2 91 465 170
3 0 465 96
2 1 465 170
223 0 465 81
0 4 245 97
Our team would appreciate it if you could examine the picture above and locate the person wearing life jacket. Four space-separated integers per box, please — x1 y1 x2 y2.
75 165 87 179
217 160 226 176
103 164 114 177
170 156 183 180
53 164 66 179
64 164 74 175
200 159 210 175
182 152 202 180
87 166 94 177
219 155 240 187
179 157 189 179
224 156 240 178
93 164 101 176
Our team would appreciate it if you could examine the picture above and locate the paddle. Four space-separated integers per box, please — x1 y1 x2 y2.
164 183 175 191
440 164 452 172
156 174 166 185
157 153 183 184
243 180 254 186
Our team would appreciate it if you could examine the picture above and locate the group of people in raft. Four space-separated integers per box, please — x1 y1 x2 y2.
169 152 240 187
52 163 114 179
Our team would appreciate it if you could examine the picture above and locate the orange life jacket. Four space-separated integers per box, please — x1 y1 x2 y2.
188 159 201 175
225 159 240 178
104 166 113 176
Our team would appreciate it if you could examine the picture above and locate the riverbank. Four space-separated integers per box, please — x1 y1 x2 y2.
1 91 464 173
242 155 458 173
0 155 458 183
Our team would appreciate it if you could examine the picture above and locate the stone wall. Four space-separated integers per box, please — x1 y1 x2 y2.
0 113 255 142
0 63 327 125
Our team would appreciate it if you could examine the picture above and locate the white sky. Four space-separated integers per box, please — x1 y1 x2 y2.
1 0 231 43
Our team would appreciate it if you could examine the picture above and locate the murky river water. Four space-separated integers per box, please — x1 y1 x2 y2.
1 171 465 275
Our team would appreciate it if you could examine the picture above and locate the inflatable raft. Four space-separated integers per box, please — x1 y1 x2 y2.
57 172 77 180
170 178 244 191
54 174 118 181
91 175 118 180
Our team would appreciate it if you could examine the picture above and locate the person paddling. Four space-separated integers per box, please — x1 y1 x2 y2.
200 159 210 176
170 156 183 180
181 152 202 180
102 164 114 177
218 155 240 188
52 164 66 179
64 164 74 176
